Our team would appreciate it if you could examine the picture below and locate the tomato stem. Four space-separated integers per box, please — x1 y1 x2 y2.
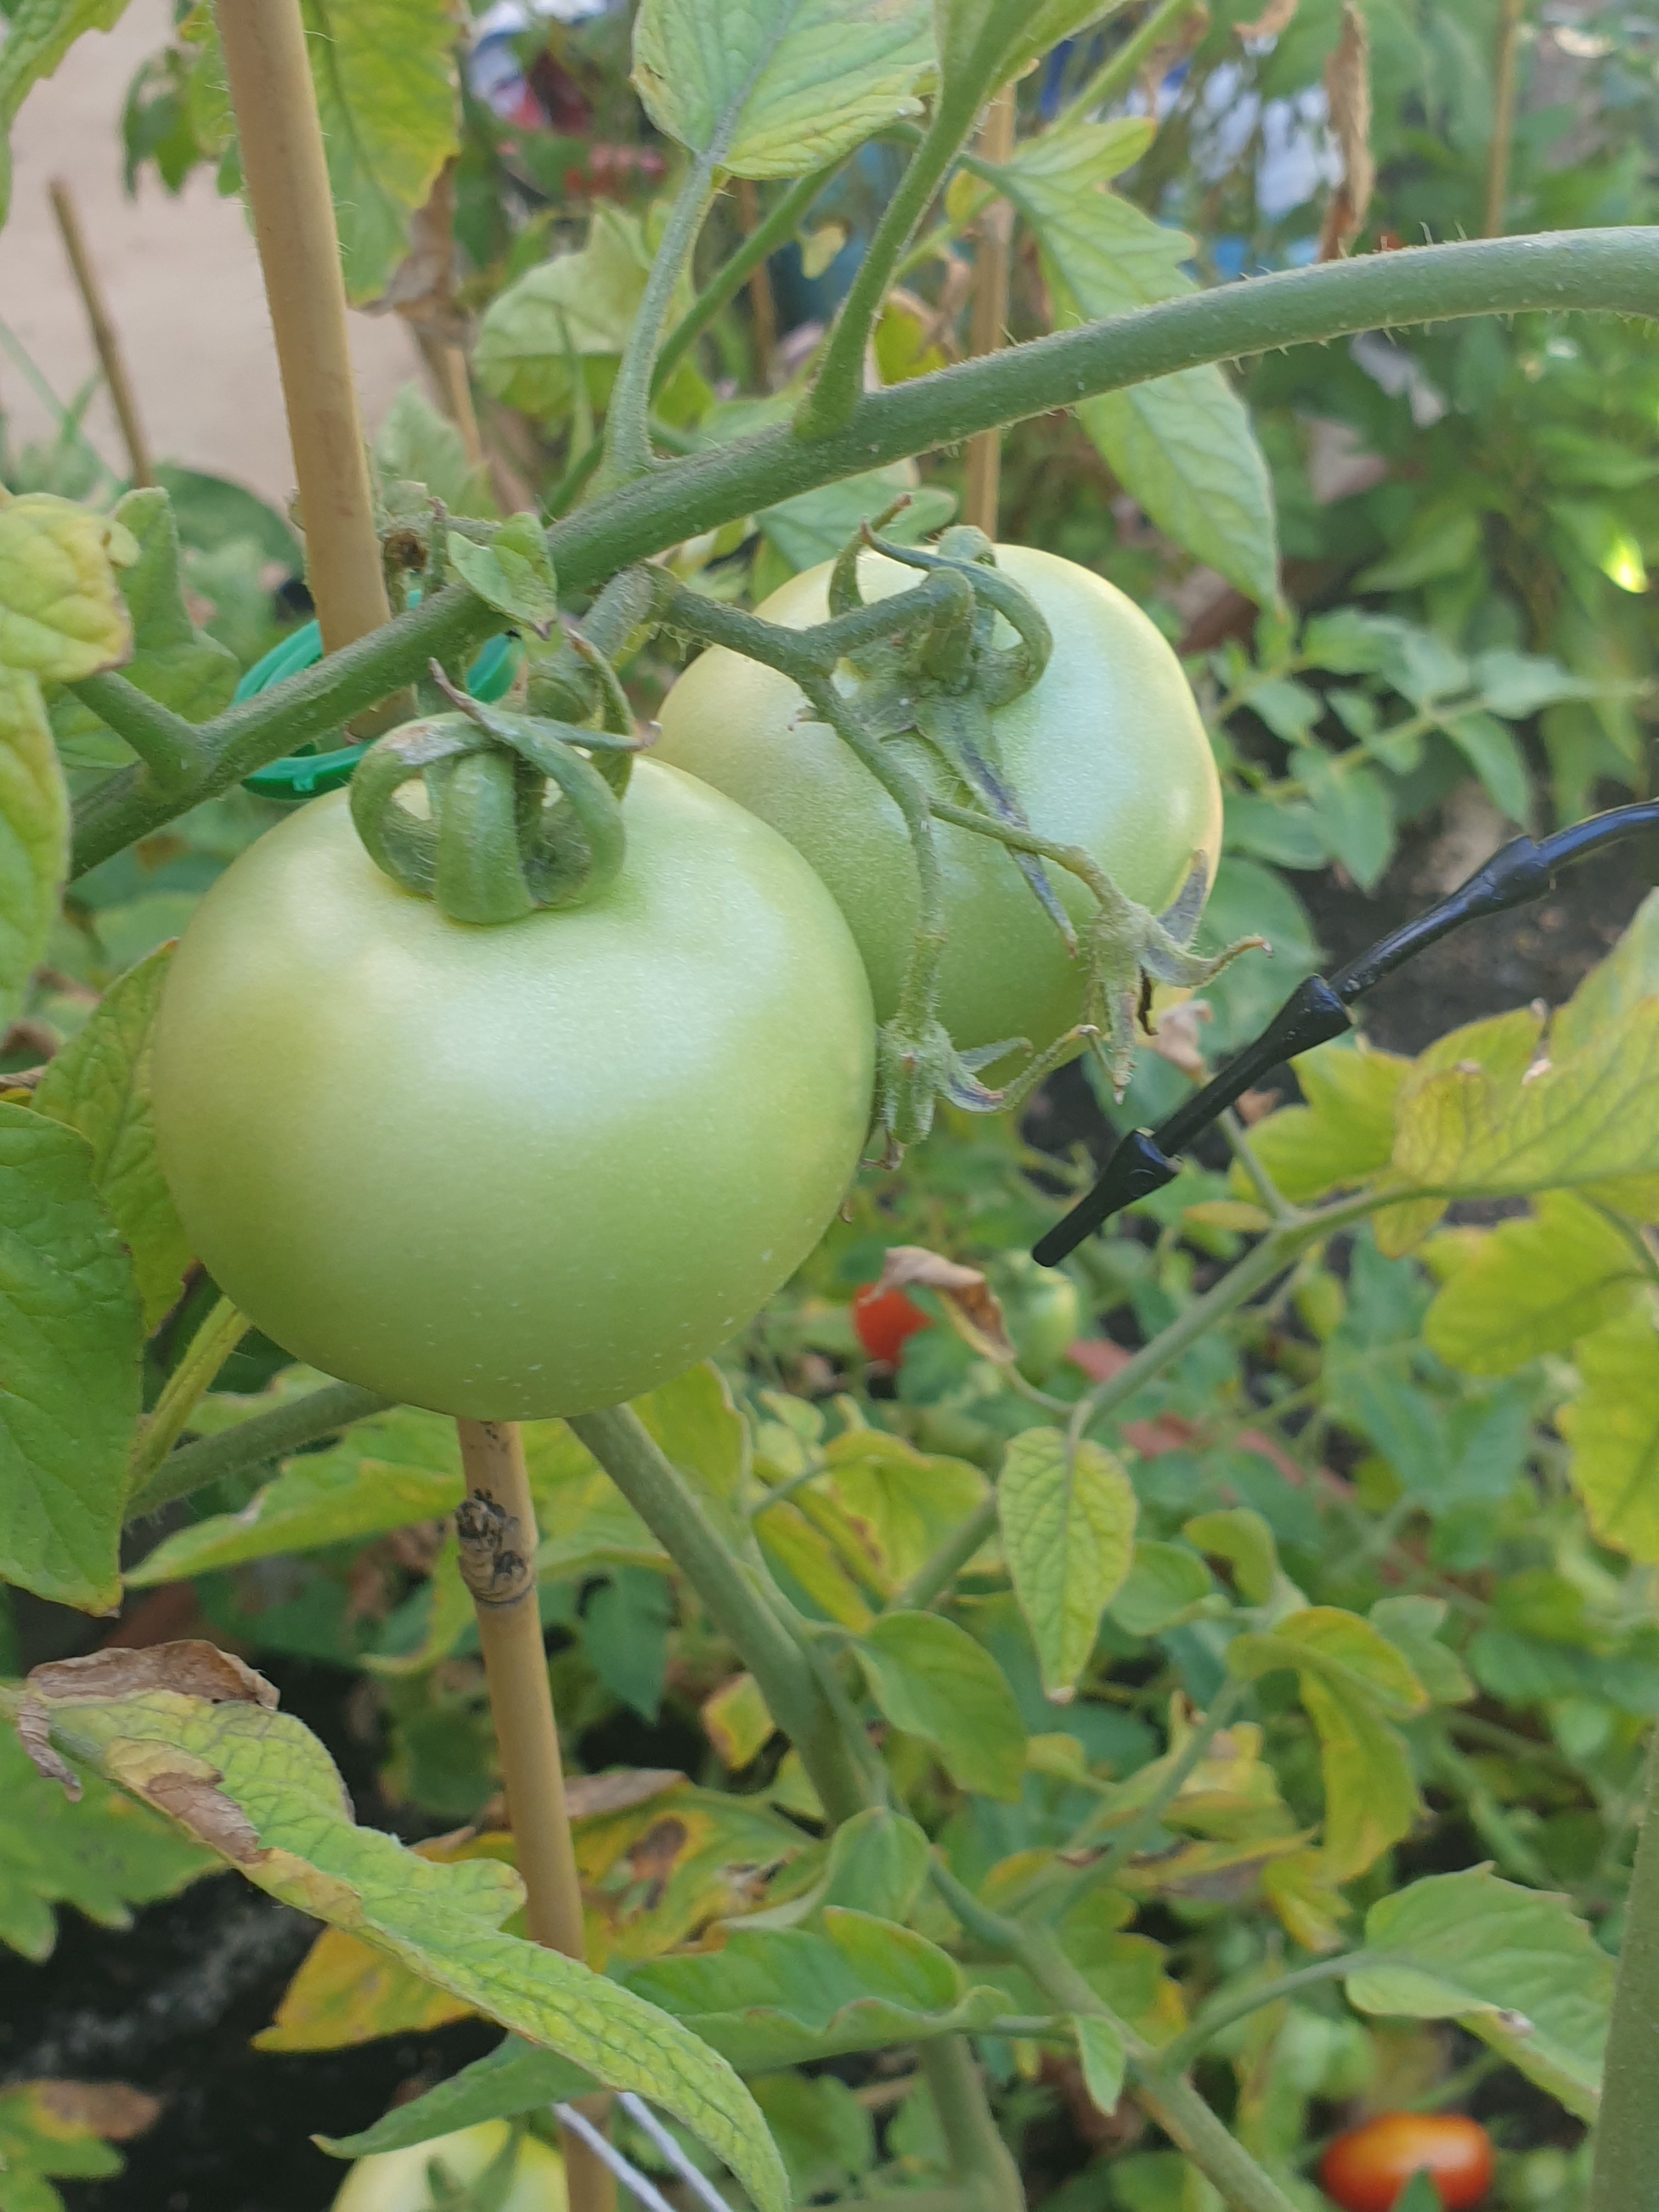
1588 1730 1659 2212
123 1379 391 1520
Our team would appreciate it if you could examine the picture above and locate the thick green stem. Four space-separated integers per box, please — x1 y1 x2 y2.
654 165 839 395
126 1379 390 1519
568 1406 870 1823
598 161 719 491
70 673 206 789
126 1297 247 1502
1588 1732 1659 2212
72 231 1659 874
919 2040 1025 2212
1057 0 1202 129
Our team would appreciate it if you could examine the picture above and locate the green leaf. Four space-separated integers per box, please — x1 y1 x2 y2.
0 668 69 1031
991 125 1277 605
15 1664 788 2212
299 0 460 304
633 0 933 178
49 488 238 764
1367 1596 1472 1707
936 0 1129 97
1228 1608 1426 1880
0 1722 211 1961
126 1406 462 1584
856 1610 1026 1799
633 1359 750 1513
1182 1508 1280 1607
0 0 128 222
753 2074 875 2204
1424 1192 1643 1376
1553 890 1659 1062
375 385 498 521
998 1427 1136 1698
1436 709 1531 825
1074 2013 1126 2115
1242 1040 1410 1207
1109 1540 1214 1637
476 208 658 424
758 467 956 580
322 2037 597 2158
1346 1867 1612 2120
0 1104 141 1611
821 1426 987 1593
1558 1302 1659 1564
622 1906 1006 2067
0 493 134 681
447 516 560 636
33 947 193 1329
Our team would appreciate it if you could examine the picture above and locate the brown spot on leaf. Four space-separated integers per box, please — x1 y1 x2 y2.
26 1640 278 1709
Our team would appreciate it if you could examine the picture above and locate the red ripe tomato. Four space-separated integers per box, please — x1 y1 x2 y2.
1320 2114 1494 2212
853 1284 933 1367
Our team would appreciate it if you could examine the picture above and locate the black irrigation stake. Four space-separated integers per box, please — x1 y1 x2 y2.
1033 798 1659 1268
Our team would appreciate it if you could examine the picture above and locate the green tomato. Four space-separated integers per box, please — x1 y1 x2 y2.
996 1254 1082 1383
655 544 1222 1055
151 766 874 1420
332 2123 565 2212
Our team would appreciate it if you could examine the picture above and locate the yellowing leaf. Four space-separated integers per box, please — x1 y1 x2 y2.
702 1673 776 1770
476 208 661 424
1242 1039 1410 1206
1347 1867 1612 2119
633 0 933 178
1424 1192 1644 1375
126 1407 461 1585
573 1780 808 1966
0 667 69 1030
1559 1301 1659 1563
0 494 133 682
12 1658 787 2212
756 1498 874 1630
822 1429 988 1593
998 1427 1136 1699
0 1105 140 1612
856 1611 1026 1800
34 947 193 1329
1553 890 1659 1059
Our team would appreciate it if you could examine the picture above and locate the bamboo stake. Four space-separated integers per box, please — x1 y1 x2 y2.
214 0 391 656
1482 0 1526 238
962 86 1017 537
48 178 154 488
212 7 607 2204
735 177 778 385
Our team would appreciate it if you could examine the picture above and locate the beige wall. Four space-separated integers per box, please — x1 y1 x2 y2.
0 0 417 506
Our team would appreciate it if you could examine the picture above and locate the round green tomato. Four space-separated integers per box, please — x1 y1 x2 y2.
151 765 874 1421
333 2123 564 2212
996 1254 1082 1383
655 544 1222 1056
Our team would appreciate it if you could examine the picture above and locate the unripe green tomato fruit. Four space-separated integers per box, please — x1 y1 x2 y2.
332 2123 565 2212
655 544 1223 1056
996 1254 1082 1382
151 767 874 1420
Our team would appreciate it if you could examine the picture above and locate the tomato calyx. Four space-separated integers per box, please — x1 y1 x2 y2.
348 670 643 925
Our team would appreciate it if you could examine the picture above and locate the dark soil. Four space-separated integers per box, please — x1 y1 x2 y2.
10 798 1653 2212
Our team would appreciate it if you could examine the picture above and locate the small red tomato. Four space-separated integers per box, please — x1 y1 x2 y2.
853 1284 932 1367
1321 2114 1494 2212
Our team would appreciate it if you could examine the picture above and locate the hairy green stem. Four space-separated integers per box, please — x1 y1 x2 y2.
126 1378 391 1519
568 1406 869 1823
72 231 1659 874
126 1297 247 1502
70 673 206 789
1588 1731 1659 2212
919 2039 1025 2212
932 1862 1300 2212
599 161 719 490
654 164 839 395
1057 0 1203 129
1155 1955 1356 2078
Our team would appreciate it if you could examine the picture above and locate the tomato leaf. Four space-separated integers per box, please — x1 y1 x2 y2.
375 384 499 521
1424 1193 1644 1376
321 2036 598 2158
125 1406 462 1585
1346 1867 1613 2120
34 947 193 1330
702 1672 776 1770
990 125 1278 606
1558 1302 1659 1564
632 0 933 178
822 1427 988 1594
0 1105 141 1612
998 1426 1137 1699
476 208 661 424
0 492 135 682
0 2079 156 2205
0 668 69 1032
447 515 560 636
935 0 1131 99
856 1610 1026 1799
1074 2013 1126 2115
12 1660 789 2212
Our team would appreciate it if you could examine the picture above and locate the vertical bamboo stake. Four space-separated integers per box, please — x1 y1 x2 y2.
962 86 1017 537
215 0 391 656
212 7 608 2204
1482 0 1526 238
735 177 778 384
49 179 154 488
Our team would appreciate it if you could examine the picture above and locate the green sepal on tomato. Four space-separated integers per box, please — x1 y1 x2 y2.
1319 2114 1495 2212
151 765 874 1421
656 544 1224 1062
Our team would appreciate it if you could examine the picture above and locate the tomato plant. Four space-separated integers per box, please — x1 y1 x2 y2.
657 544 1223 1056
1321 2114 1496 2212
151 772 874 1419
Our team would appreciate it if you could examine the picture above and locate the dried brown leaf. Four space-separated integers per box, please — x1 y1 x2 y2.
1320 2 1375 259
29 2082 162 2141
1236 0 1299 37
19 1641 277 1803
871 1246 1015 1363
